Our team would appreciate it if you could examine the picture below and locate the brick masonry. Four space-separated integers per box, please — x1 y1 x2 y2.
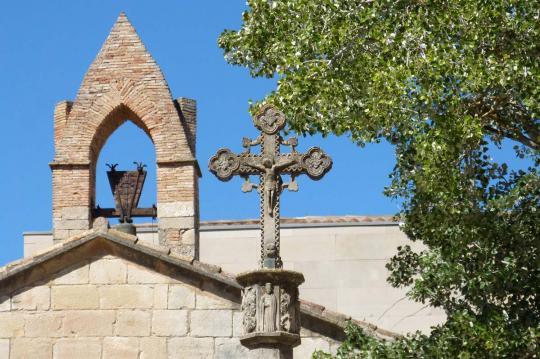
49 13 200 258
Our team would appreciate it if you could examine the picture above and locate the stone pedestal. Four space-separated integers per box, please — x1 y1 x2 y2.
237 269 304 353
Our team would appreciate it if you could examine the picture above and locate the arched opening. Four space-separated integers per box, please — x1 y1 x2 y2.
93 108 157 225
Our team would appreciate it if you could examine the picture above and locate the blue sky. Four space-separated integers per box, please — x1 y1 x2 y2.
0 1 525 266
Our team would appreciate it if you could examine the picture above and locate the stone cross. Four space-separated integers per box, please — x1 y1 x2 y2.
209 105 332 269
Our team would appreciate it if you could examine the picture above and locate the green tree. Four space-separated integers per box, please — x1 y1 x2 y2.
219 0 540 357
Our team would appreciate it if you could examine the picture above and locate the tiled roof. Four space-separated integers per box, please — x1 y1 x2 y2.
202 215 397 226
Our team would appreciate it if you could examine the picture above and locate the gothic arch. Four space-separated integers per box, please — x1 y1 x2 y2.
50 13 199 259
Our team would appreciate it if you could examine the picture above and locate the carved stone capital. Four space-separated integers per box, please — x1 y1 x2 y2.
237 269 304 349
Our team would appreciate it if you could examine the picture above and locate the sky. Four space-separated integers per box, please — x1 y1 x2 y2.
0 1 526 266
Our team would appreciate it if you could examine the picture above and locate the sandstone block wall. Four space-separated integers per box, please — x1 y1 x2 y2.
0 255 338 358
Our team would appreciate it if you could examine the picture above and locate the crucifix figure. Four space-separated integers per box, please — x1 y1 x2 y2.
209 105 332 269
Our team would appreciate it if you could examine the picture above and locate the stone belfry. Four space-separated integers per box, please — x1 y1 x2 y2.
50 13 200 258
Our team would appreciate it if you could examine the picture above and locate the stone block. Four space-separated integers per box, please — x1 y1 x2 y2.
232 311 243 337
157 202 194 218
11 338 52 359
0 313 25 337
89 258 127 284
140 337 167 359
168 285 195 309
158 216 195 230
0 296 10 311
196 291 237 310
62 310 115 336
115 310 151 336
168 337 213 359
52 285 99 310
127 263 175 284
181 229 196 245
53 338 102 359
61 206 89 220
103 337 139 359
214 338 249 359
0 339 8 359
151 310 188 336
55 219 89 230
154 284 168 309
53 263 89 284
190 310 232 337
99 285 154 309
12 285 50 310
25 312 63 337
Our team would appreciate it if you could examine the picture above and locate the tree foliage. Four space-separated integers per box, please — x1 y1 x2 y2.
219 0 540 357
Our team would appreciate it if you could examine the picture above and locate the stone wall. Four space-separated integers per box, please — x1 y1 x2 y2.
23 221 446 334
0 255 338 358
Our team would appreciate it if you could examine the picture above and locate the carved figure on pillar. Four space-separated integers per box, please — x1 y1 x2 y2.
209 105 332 269
257 283 278 332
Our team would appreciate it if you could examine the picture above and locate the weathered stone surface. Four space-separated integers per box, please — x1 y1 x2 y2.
127 263 174 284
153 284 169 309
196 291 237 309
103 337 140 359
11 338 53 359
158 202 195 218
181 229 196 246
140 337 167 359
0 339 9 359
53 263 89 285
61 206 89 220
115 310 151 336
152 310 188 336
0 313 25 337
55 219 89 231
168 337 214 359
53 338 102 359
214 337 249 359
12 285 50 310
158 216 195 230
52 285 99 309
25 312 63 337
190 310 232 337
168 285 195 309
92 216 110 231
89 258 127 284
99 285 154 309
233 311 243 337
62 310 115 336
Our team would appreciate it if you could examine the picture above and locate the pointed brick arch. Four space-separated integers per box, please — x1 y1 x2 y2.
50 13 200 259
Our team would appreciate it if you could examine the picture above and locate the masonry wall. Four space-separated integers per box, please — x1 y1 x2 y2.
0 255 338 358
50 14 199 258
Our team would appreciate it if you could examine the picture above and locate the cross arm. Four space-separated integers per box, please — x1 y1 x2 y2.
209 149 264 181
278 147 333 180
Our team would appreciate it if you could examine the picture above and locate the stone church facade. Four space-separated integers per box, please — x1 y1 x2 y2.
0 13 441 358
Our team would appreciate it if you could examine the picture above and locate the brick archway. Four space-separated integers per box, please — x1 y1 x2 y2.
50 13 200 258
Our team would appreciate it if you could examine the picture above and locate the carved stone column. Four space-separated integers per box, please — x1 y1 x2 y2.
237 269 304 352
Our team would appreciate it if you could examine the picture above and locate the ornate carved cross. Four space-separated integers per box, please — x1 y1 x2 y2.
209 105 332 269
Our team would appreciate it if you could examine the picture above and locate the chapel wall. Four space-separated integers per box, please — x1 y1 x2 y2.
22 222 447 335
0 256 338 358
